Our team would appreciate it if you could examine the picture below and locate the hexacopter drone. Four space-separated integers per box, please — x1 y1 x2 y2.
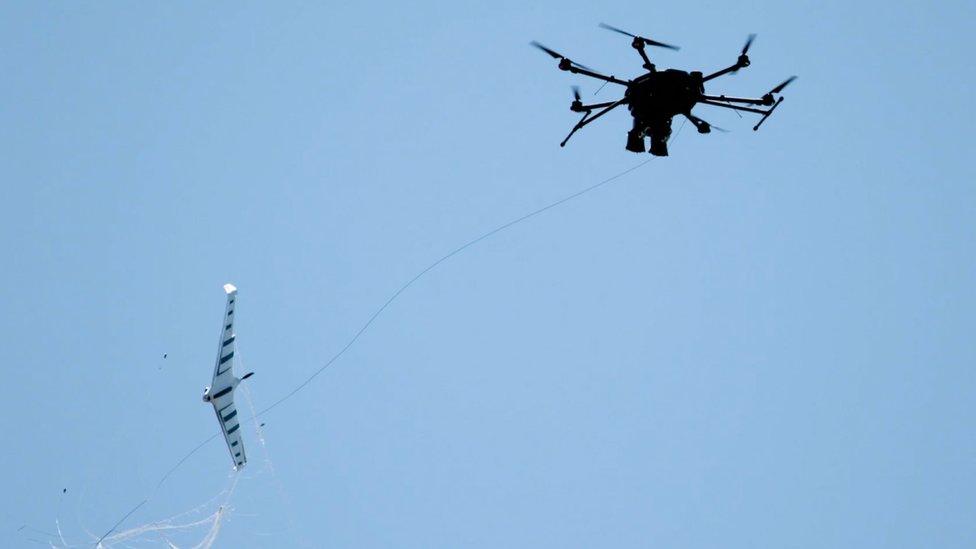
532 23 796 156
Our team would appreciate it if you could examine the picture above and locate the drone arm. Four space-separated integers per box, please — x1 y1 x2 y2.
699 98 785 130
561 98 628 147
572 100 619 112
702 63 744 82
698 99 769 115
574 97 627 128
703 35 754 82
566 65 629 86
700 94 772 106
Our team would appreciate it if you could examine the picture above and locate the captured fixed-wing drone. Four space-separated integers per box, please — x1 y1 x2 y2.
531 23 796 156
202 283 253 470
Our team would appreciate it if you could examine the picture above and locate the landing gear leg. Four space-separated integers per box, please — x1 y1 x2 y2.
648 119 671 156
626 129 646 153
626 119 646 153
649 135 669 156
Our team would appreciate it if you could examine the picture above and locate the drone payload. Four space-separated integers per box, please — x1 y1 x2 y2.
202 283 254 470
531 23 796 156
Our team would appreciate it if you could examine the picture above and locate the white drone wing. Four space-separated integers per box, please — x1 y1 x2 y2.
209 283 246 470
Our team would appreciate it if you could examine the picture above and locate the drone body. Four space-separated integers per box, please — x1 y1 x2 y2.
532 24 796 156
625 68 703 155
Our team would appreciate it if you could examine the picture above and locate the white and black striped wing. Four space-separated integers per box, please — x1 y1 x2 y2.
212 284 238 384
210 283 246 469
212 392 246 469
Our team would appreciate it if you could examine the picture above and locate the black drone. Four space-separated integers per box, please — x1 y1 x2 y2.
532 24 796 156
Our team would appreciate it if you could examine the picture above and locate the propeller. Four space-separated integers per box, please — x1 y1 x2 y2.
732 34 756 73
741 33 756 55
705 120 730 133
530 41 593 70
768 75 797 95
757 76 796 106
570 85 584 112
598 22 680 50
686 112 729 134
698 118 731 133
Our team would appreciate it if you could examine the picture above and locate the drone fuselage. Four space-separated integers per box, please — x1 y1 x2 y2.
626 69 702 121
625 69 704 155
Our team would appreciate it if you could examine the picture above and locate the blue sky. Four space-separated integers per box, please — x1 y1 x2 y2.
1 1 974 547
